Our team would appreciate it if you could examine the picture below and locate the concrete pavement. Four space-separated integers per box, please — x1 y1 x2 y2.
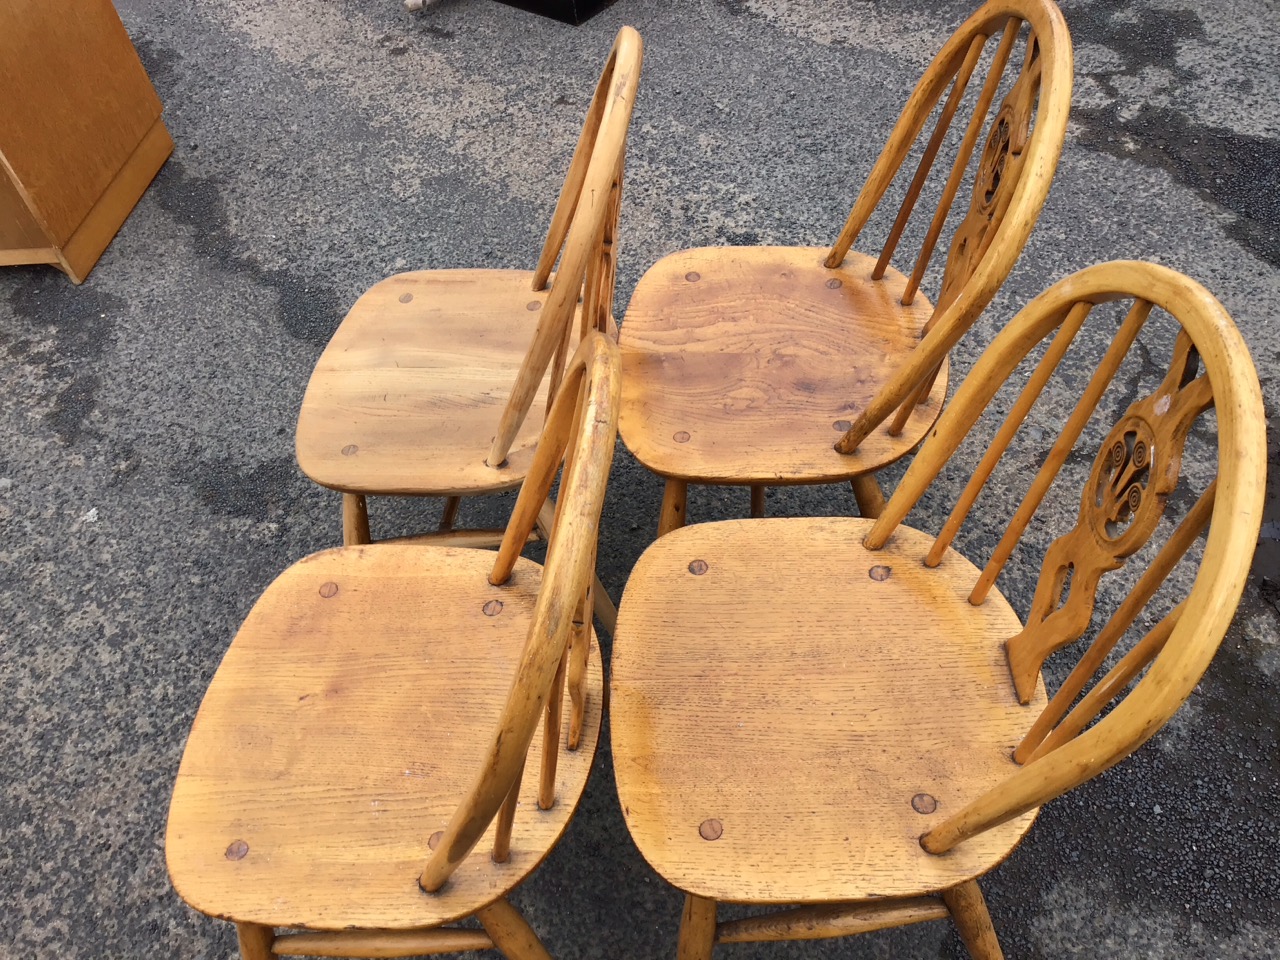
2 1 1277 956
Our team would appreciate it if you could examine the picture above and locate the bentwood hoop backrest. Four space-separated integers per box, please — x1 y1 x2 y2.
827 0 1072 449
862 261 1265 855
420 333 621 892
487 27 641 468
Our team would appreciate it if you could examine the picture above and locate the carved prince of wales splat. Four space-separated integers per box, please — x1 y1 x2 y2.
1005 330 1215 703
935 36 1043 317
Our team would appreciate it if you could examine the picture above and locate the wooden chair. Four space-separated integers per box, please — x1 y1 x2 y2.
610 261 1266 958
294 27 640 629
618 0 1072 535
168 332 622 960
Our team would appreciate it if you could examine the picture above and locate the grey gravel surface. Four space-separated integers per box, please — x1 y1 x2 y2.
2 1 1278 958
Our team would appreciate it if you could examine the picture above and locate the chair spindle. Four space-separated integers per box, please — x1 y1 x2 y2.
871 33 987 282
969 297 1153 605
901 19 1021 305
491 758 525 863
539 649 568 810
1030 602 1185 763
925 300 1090 567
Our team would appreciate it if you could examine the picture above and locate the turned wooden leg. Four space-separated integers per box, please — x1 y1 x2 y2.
535 500 558 541
568 610 591 751
342 493 371 545
439 495 462 531
476 898 554 960
850 475 886 519
749 485 766 518
677 894 717 960
592 573 618 636
539 650 566 810
658 478 688 538
235 922 276 960
942 880 1004 960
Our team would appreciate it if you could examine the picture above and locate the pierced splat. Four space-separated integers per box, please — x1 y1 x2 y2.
934 37 1042 317
1005 331 1215 703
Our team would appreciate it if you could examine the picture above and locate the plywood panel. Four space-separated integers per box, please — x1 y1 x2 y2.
0 172 48 251
0 0 162 244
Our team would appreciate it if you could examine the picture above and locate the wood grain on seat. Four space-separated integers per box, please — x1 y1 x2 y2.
167 545 604 931
619 248 946 485
296 270 572 497
611 518 1041 904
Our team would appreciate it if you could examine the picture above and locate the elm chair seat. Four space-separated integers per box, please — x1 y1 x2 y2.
167 544 603 931
613 518 1040 906
619 248 944 485
296 269 580 498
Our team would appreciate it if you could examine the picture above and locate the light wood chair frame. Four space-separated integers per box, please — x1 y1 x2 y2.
206 333 622 960
642 0 1072 535
872 261 1265 850
318 27 640 633
653 262 1266 958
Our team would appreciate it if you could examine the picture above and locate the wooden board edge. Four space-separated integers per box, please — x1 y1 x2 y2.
0 247 59 267
56 116 174 283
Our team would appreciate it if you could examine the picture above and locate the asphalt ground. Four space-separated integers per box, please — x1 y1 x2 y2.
2 1 1278 957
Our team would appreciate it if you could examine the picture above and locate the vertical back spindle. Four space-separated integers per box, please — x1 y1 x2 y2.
900 19 1022 306
925 301 1090 566
539 650 568 810
491 758 525 863
822 21 993 270
1028 602 1184 763
871 34 987 281
567 574 593 750
969 298 1153 604
532 49 616 291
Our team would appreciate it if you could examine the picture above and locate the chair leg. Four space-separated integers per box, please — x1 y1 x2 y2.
536 501 621 641
476 898 554 960
941 880 1004 960
658 478 688 537
567 621 591 750
535 500 558 541
342 493 371 545
439 495 462 532
850 475 886 519
592 573 618 635
235 922 276 960
749 485 766 518
677 894 717 960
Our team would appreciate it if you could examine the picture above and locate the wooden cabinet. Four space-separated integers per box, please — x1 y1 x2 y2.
0 0 173 283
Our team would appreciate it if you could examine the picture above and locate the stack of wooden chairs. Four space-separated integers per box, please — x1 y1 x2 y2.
164 5 1267 959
